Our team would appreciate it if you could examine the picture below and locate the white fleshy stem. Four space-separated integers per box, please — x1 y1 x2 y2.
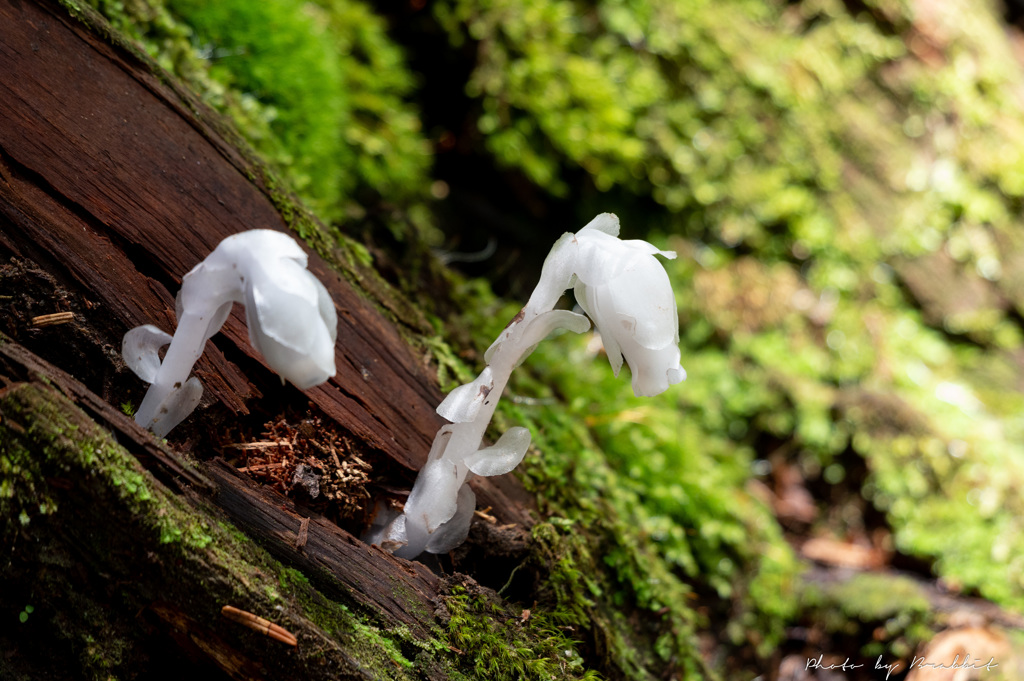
134 304 226 435
125 230 338 438
376 213 685 559
389 235 589 559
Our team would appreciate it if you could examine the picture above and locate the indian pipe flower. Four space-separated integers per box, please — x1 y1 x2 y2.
123 230 337 437
366 212 685 559
571 213 686 397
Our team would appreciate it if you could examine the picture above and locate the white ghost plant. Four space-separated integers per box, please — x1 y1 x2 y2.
123 230 338 437
370 213 684 559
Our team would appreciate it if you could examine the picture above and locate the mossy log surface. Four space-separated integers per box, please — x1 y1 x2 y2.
0 340 445 679
0 0 526 678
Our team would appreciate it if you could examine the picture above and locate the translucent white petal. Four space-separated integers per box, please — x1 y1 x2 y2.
667 365 687 384
177 262 244 320
122 324 171 383
604 257 678 350
576 281 624 376
484 306 525 364
524 232 578 313
436 367 494 423
465 427 531 476
245 263 336 388
248 261 323 352
629 342 686 397
519 310 591 350
404 457 463 534
573 281 593 317
224 229 307 268
573 227 677 287
380 513 408 553
578 212 620 237
203 301 234 344
314 275 338 345
510 309 591 367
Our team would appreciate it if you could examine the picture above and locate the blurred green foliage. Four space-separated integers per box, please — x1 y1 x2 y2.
86 0 431 222
438 0 1024 617
87 0 1024 676
167 0 351 215
799 572 934 658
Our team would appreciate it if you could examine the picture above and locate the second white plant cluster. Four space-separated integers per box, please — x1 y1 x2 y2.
123 230 337 437
367 213 685 558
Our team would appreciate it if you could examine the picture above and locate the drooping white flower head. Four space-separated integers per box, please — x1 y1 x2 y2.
571 214 686 396
180 230 338 389
124 230 337 437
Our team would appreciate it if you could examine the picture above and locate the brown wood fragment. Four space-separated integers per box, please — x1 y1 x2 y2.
237 462 288 473
295 517 310 550
29 311 74 327
230 441 294 451
221 605 299 647
800 536 887 570
473 507 498 524
150 602 269 681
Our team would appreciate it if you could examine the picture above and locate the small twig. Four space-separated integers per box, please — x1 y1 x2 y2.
236 462 287 473
473 506 497 524
30 312 74 328
498 560 527 596
220 605 298 647
228 441 293 451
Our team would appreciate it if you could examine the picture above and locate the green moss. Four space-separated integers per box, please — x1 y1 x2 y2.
275 562 425 676
83 0 431 224
0 379 464 678
0 390 208 550
442 583 603 681
165 0 349 218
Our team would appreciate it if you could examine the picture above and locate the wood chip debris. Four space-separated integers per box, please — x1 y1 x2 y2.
800 536 887 570
30 311 74 327
473 506 497 524
229 417 373 520
228 441 294 451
